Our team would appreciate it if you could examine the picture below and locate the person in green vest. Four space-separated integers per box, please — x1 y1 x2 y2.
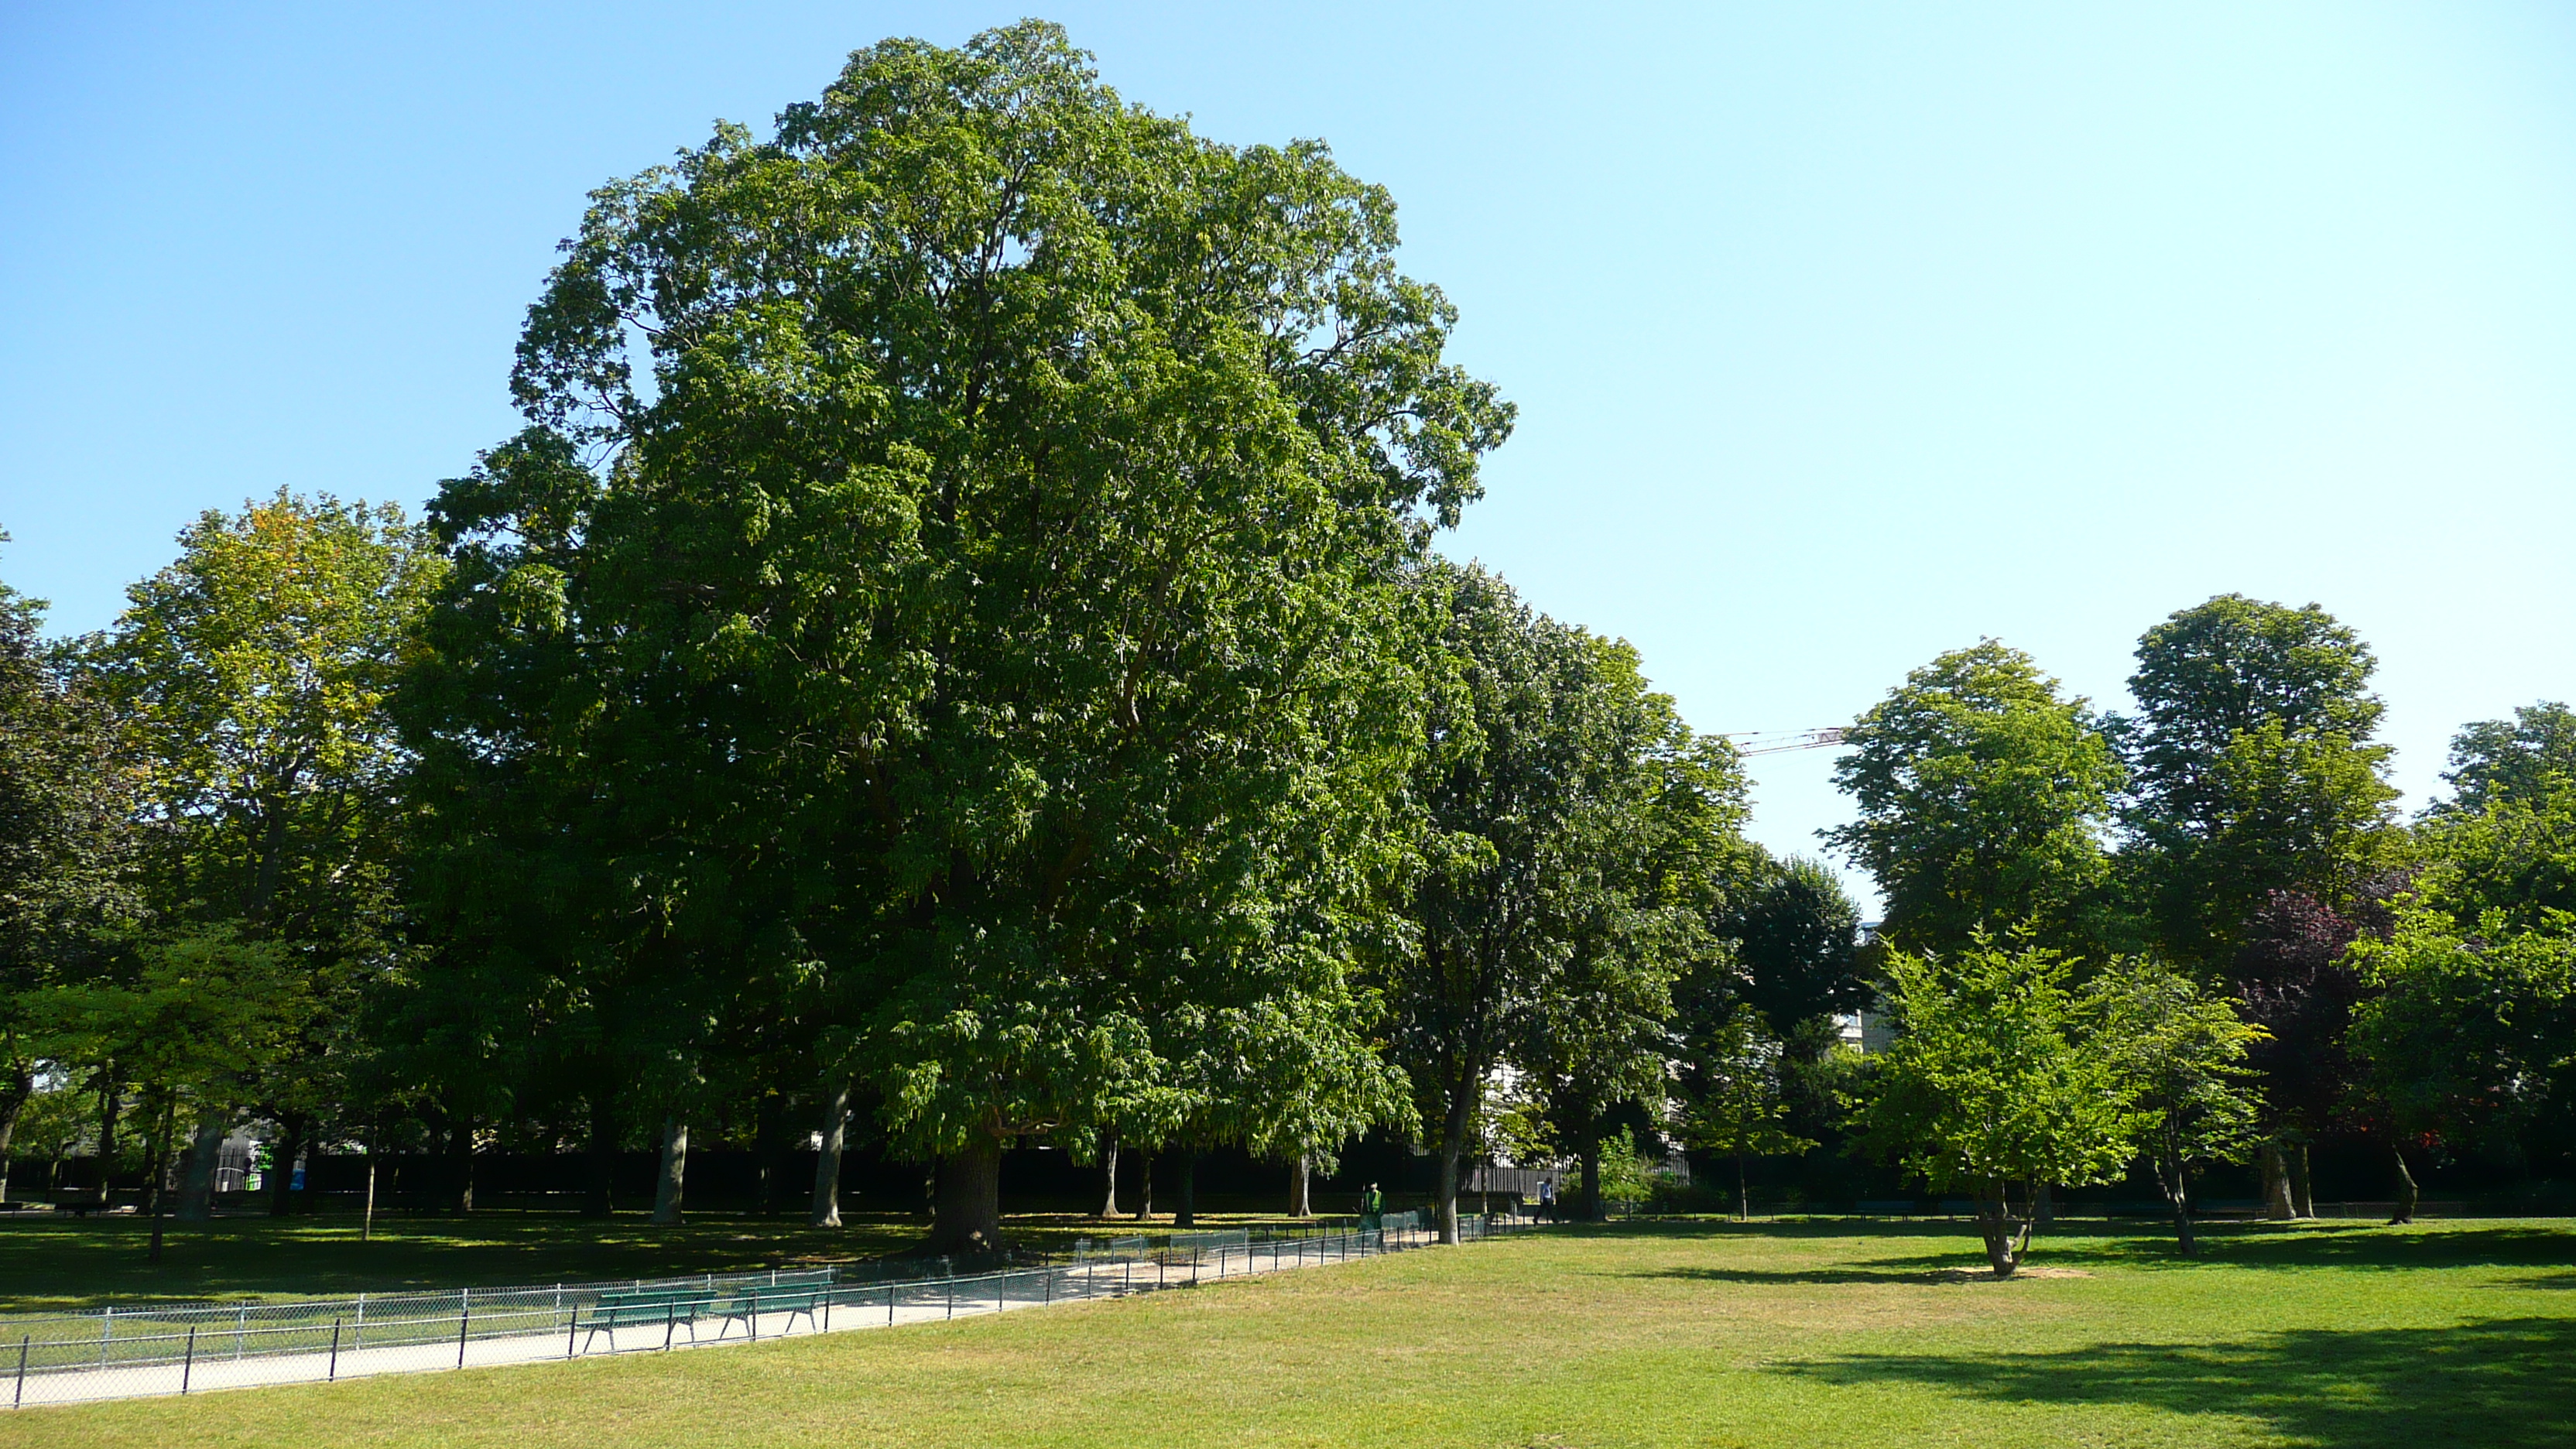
1360 1182 1384 1234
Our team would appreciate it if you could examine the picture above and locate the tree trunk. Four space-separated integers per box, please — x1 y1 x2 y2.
1735 1153 1749 1221
930 1136 1002 1253
1136 1149 1155 1221
1098 1132 1121 1218
2167 1156 2197 1257
2033 1181 2054 1232
1436 1076 1477 1245
145 1098 174 1264
2290 1140 2315 1218
581 1096 616 1219
0 1065 32 1204
1174 1149 1197 1229
2259 1140 2295 1220
808 1081 849 1228
96 1067 120 1202
449 1110 476 1214
2388 1142 2419 1225
651 1116 687 1225
1974 1180 2023 1277
1290 1153 1311 1218
176 1108 226 1221
752 1093 784 1217
266 1112 305 1218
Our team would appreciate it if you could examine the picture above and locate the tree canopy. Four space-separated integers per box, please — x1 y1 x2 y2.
1827 641 2122 959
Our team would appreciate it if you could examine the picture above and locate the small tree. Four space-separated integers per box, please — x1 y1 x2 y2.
1850 940 2142 1276
2091 959 2266 1255
31 928 305 1259
1681 1008 1817 1220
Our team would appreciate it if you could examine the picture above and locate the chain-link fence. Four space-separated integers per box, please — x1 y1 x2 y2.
4 1208 1537 1408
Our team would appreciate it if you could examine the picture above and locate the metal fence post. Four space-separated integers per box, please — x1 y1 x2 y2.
664 1303 676 1352
328 1319 341 1382
888 1285 896 1327
457 1298 471 1368
566 1309 577 1360
183 1326 196 1395
13 1334 26 1408
823 1291 831 1334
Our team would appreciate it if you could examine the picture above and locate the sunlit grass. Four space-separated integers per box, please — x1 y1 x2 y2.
5 1217 2572 1448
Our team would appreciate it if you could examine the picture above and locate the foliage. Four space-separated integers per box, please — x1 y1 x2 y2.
2417 711 2576 932
2115 594 2401 969
2228 888 2378 1142
2090 957 2267 1253
0 552 136 1156
2348 909 2576 1159
1678 1007 1817 1218
2436 701 2576 817
1826 641 2123 959
412 22 1506 1242
1589 1124 1663 1204
1384 564 1727 1238
26 927 309 1188
1720 853 1868 1038
1848 940 2143 1274
78 492 438 1148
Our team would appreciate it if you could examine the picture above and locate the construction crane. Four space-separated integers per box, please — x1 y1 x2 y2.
1719 728 1846 757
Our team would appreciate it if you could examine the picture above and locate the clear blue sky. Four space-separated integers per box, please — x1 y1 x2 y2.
5 2 2572 906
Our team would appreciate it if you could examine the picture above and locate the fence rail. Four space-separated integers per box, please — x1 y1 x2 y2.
3 1210 1538 1409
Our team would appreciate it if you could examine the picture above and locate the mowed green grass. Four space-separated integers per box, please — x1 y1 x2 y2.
5 1218 2573 1449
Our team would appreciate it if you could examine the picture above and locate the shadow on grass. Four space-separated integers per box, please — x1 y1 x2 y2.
0 1211 931 1312
1577 1217 2576 1277
1777 1316 2576 1449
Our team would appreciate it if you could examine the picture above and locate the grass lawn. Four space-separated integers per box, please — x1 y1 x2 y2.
4 1216 2572 1447
0 1208 1348 1313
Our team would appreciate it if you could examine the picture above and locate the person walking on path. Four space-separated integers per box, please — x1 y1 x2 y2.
1360 1183 1384 1233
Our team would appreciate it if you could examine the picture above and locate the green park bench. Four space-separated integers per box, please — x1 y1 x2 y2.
578 1287 718 1351
707 1285 826 1340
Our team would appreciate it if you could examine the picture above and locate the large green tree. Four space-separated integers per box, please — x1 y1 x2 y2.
1828 642 2124 958
0 553 136 1202
2115 595 2400 969
80 492 441 1213
412 22 1507 1249
1386 566 1718 1242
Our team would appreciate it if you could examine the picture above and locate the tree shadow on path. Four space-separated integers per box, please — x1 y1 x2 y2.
1776 1316 2576 1449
